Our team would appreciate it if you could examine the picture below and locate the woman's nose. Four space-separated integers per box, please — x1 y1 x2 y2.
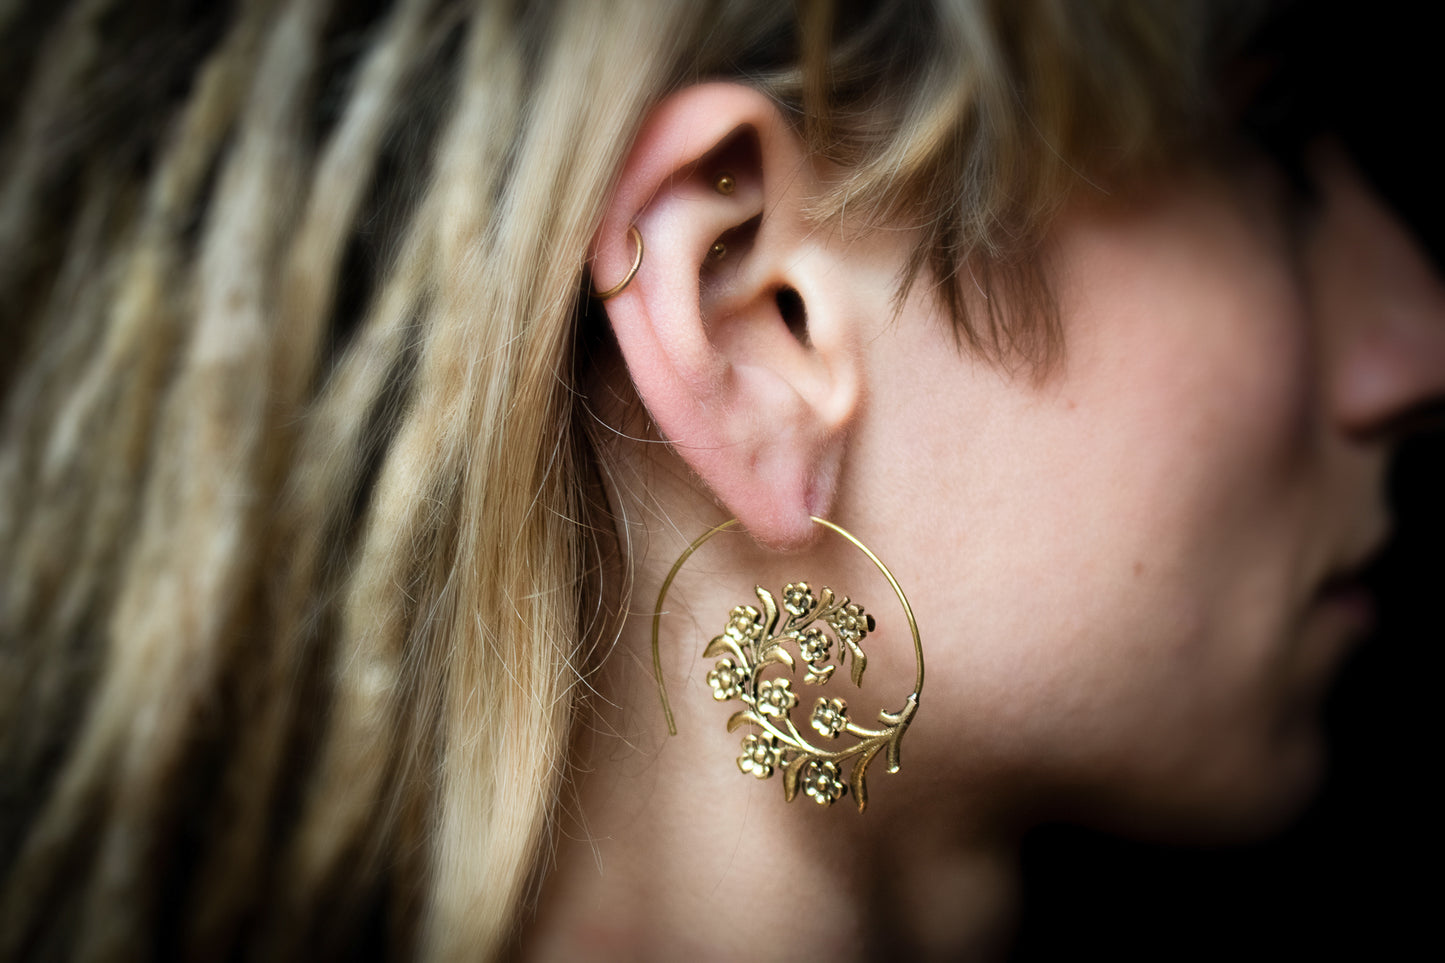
1311 148 1445 439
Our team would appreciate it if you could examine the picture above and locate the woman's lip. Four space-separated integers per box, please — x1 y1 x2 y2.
1303 534 1388 662
1315 577 1376 632
1321 531 1391 605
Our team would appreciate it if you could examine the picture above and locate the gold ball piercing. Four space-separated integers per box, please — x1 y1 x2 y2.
707 173 736 261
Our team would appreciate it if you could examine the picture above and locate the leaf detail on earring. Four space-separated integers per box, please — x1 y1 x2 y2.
704 581 915 812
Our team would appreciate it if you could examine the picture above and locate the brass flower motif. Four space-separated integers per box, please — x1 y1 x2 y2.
783 582 815 617
707 658 746 701
828 602 874 646
738 733 782 779
801 760 847 806
798 626 830 665
811 697 849 739
757 678 797 717
724 604 765 644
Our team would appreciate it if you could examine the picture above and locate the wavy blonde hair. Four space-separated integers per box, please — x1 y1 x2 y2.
1 1 1229 958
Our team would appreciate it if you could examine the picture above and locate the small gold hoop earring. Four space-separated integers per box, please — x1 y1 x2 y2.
651 517 924 812
593 225 643 300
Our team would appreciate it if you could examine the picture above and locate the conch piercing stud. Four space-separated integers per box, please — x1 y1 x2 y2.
713 171 735 195
593 224 643 300
708 241 727 260
652 517 924 812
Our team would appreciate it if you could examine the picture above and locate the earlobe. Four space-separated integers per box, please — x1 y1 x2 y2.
593 83 867 552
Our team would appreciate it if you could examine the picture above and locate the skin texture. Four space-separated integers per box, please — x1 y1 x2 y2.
526 87 1445 960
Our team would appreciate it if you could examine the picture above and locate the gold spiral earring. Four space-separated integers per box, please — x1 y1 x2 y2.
652 517 923 812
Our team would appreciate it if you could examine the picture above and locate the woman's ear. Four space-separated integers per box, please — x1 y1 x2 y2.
592 83 865 552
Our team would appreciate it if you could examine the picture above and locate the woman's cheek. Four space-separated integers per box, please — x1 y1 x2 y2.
961 176 1325 821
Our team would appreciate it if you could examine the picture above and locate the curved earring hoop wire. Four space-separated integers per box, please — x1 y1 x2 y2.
650 516 924 737
593 225 643 301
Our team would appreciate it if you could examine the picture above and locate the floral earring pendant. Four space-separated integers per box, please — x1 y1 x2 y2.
652 517 923 812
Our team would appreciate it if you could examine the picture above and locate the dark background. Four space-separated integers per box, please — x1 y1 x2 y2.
1013 438 1441 960
1013 3 1441 958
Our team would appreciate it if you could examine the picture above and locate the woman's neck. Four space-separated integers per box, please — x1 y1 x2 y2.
521 379 1024 958
520 515 1021 960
